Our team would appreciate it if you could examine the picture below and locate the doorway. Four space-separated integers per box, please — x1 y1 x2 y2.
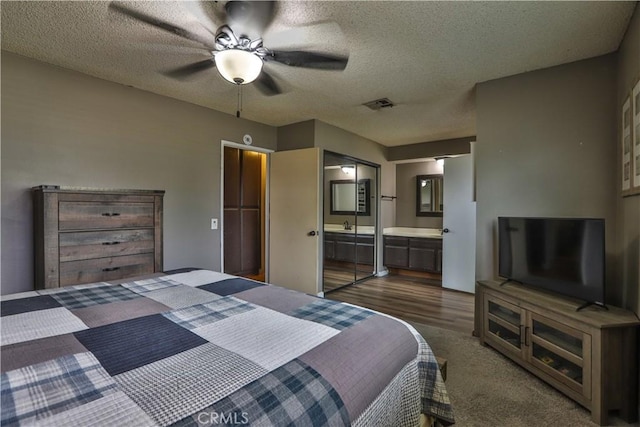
222 144 268 281
322 151 379 293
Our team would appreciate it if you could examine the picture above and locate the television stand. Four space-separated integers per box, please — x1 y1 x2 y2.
575 301 609 312
499 278 521 286
476 280 640 425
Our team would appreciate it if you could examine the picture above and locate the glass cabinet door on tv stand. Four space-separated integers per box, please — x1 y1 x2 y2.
483 292 590 401
527 312 591 400
483 295 524 357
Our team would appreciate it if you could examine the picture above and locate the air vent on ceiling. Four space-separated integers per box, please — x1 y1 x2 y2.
363 98 395 110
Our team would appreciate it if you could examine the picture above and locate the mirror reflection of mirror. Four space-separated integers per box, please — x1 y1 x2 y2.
330 179 371 216
416 174 443 217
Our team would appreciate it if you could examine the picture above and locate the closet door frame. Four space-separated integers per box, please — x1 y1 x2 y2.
322 151 380 293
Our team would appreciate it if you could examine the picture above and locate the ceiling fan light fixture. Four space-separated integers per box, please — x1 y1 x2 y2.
215 49 263 85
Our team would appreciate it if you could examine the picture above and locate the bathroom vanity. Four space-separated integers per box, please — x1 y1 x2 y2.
383 227 443 274
323 225 375 265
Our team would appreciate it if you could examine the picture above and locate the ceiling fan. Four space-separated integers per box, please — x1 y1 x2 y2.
108 1 349 97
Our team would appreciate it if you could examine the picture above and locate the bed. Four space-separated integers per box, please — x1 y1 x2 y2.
1 269 454 426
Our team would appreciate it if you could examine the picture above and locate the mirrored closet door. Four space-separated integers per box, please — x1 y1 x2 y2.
322 152 378 293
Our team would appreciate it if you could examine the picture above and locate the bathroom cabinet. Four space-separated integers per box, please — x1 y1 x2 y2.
383 236 442 273
324 232 374 265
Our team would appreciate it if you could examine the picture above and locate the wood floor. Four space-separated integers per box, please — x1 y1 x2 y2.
327 274 475 334
323 265 375 292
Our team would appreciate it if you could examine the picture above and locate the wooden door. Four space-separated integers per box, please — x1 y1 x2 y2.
269 148 321 295
224 147 263 276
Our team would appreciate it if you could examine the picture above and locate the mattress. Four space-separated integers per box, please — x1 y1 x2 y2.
0 269 454 426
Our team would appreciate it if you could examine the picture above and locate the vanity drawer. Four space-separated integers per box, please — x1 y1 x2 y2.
59 253 155 287
59 229 155 262
59 202 154 230
409 237 442 249
356 235 374 244
333 233 356 242
384 236 409 247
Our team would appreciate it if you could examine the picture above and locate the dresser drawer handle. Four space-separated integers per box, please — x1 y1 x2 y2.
102 241 121 245
101 212 121 217
102 267 121 272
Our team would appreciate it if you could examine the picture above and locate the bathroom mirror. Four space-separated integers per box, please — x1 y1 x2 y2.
416 174 443 216
330 179 370 215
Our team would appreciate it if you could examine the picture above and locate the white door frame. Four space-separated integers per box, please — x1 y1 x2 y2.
220 140 274 276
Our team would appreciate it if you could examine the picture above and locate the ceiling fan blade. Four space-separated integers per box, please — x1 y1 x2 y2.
264 22 344 50
254 71 281 96
181 2 226 38
267 50 348 70
225 1 276 35
162 59 216 80
108 2 215 49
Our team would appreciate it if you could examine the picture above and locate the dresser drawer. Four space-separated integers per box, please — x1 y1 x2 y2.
59 202 154 230
59 253 155 286
59 229 155 262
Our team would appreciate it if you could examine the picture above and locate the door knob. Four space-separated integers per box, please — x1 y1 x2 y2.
308 230 318 236
442 228 450 233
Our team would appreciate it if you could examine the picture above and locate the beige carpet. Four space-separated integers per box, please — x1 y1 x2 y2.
411 322 635 427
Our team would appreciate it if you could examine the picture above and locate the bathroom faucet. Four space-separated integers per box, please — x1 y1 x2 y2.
343 220 352 230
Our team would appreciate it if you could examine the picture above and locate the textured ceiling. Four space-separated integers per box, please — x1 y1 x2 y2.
1 1 636 147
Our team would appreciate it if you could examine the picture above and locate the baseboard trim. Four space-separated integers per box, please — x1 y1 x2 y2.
387 267 442 284
375 269 389 277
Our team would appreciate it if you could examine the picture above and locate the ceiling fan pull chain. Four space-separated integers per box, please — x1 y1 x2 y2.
236 83 242 118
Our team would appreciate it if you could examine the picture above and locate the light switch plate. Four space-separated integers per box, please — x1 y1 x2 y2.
211 218 218 230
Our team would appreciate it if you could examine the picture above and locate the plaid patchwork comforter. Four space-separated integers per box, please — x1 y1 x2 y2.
1 270 454 426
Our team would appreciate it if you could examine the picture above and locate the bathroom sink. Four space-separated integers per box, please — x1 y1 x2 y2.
323 224 375 234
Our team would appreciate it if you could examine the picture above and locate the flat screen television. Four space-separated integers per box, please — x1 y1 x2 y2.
498 217 605 306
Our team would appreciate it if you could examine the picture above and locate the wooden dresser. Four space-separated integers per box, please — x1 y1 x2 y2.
33 186 164 289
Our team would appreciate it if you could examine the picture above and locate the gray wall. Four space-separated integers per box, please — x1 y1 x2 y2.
395 161 444 228
616 3 640 315
475 54 618 301
1 52 277 295
615 3 640 414
388 136 474 162
276 120 315 151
